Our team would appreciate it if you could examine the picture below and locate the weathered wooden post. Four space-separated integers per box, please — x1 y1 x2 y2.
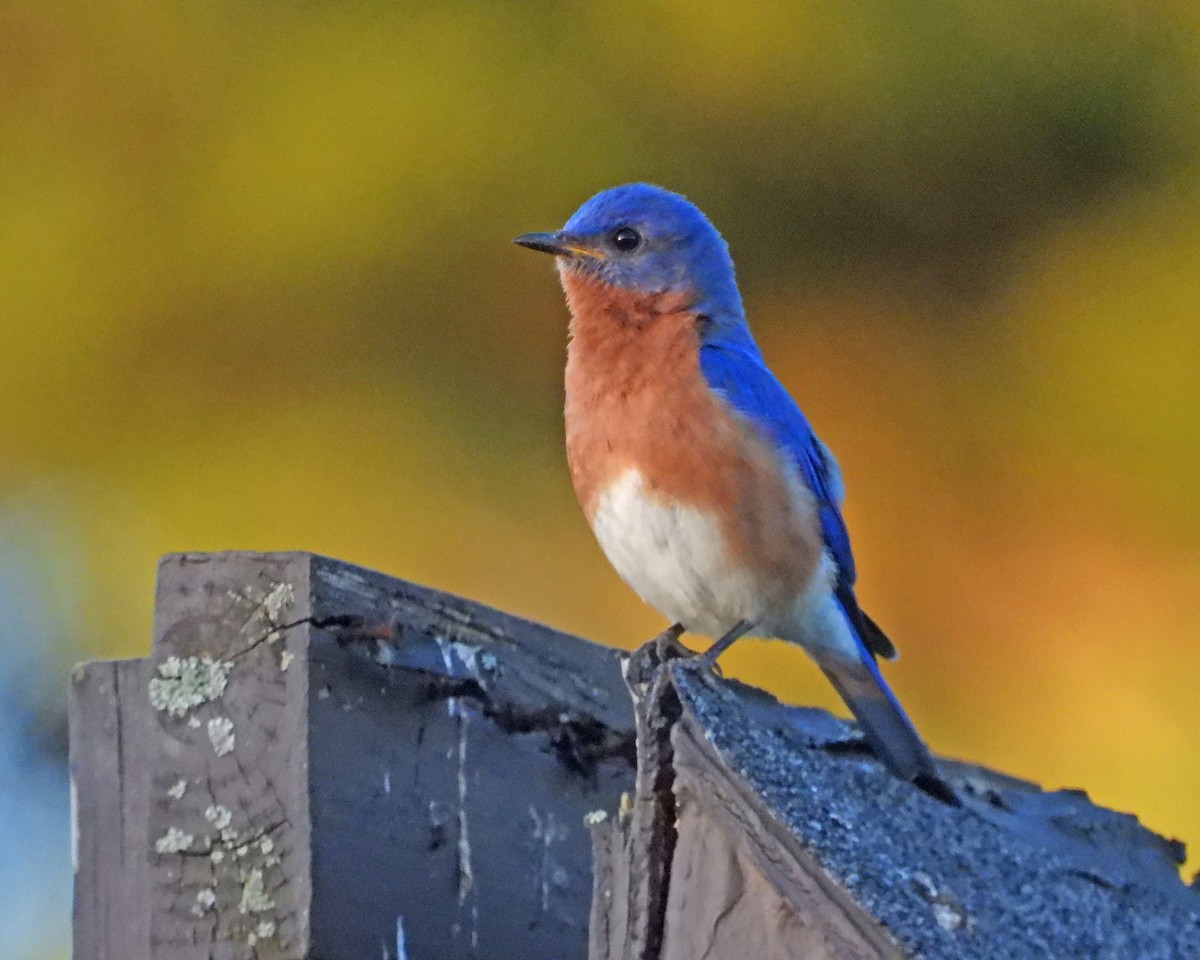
71 551 1200 960
71 552 636 960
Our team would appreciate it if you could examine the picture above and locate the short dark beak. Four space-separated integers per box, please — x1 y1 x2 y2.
513 231 602 259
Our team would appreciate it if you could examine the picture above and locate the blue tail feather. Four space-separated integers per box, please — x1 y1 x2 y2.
820 654 939 783
818 605 951 799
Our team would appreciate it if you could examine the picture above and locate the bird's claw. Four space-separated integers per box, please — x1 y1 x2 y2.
623 625 687 689
653 625 691 661
693 647 725 677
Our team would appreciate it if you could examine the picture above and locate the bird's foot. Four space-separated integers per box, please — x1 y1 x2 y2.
652 623 691 661
623 624 687 689
694 619 755 673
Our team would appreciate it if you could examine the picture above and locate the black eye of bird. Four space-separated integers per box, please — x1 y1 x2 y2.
610 226 642 252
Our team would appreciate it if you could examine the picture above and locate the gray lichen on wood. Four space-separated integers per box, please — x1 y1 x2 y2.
72 551 637 960
147 556 307 958
71 553 314 960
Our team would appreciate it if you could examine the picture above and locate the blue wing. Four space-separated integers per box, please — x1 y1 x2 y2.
699 334 944 788
698 334 898 660
698 336 856 588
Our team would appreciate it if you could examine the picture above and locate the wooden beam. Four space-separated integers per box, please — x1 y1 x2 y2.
70 658 153 960
71 550 1200 960
71 551 636 960
588 646 902 960
589 658 1200 960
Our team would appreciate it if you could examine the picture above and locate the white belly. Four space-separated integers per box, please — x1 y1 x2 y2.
590 469 771 637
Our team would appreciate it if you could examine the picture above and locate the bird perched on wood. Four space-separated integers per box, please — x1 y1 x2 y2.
515 184 948 795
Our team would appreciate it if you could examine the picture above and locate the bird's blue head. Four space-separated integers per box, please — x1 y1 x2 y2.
515 183 744 322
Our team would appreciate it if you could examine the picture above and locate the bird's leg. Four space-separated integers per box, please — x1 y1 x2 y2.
696 619 754 670
651 622 689 660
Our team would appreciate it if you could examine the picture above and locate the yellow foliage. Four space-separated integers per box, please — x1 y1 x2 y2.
2 1 1199 903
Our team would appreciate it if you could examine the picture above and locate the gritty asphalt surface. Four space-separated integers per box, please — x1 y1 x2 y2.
672 662 1200 960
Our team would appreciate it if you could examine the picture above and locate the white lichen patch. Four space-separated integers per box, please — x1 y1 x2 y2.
933 902 966 932
279 650 294 671
259 837 274 856
207 716 235 756
148 656 231 718
262 582 295 623
154 826 194 854
187 716 201 729
909 870 970 933
204 804 233 830
239 868 274 915
193 887 217 915
167 779 188 800
255 919 276 939
210 848 226 865
583 809 608 826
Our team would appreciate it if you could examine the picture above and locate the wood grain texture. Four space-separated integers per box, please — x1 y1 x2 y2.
71 551 637 960
147 551 312 960
70 658 153 960
72 552 1200 960
71 551 313 960
666 718 906 960
590 643 906 960
585 641 680 960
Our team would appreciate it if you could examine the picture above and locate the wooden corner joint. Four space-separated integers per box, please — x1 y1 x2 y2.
589 644 908 960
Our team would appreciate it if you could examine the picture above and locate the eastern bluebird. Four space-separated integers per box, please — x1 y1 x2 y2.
516 183 948 794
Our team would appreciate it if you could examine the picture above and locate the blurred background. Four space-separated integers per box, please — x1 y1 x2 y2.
2 1 1199 955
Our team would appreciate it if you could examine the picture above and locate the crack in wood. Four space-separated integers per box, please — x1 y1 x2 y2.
585 640 686 960
336 635 638 781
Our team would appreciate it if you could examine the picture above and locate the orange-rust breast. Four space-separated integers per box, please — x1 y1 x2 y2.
560 270 823 608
